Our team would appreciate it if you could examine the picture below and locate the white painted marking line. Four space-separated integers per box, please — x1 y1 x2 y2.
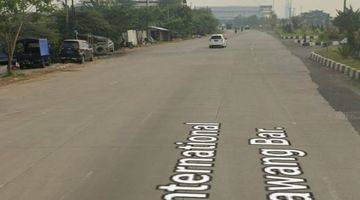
249 127 314 200
157 122 221 200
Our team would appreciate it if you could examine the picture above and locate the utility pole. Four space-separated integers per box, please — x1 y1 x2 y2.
272 0 275 12
285 0 292 19
70 0 76 38
65 0 69 38
146 0 150 42
344 0 347 12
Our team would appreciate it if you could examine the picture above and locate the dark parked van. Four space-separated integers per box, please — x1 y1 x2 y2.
60 40 94 64
15 38 51 68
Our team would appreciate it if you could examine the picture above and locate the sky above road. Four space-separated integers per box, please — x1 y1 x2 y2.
187 0 360 17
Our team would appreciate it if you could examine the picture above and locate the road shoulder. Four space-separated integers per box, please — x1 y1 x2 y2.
267 30 360 134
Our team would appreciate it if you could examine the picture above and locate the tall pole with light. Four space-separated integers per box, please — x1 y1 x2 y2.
344 0 347 12
272 0 275 12
64 0 69 38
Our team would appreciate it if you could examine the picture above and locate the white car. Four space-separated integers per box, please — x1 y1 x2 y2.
209 34 227 48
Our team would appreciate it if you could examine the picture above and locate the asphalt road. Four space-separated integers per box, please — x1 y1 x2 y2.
278 36 360 134
0 30 359 200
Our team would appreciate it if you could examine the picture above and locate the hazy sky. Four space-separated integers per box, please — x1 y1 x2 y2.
187 0 360 17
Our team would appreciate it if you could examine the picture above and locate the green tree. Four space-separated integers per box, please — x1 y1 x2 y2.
0 0 54 75
21 14 62 57
75 8 112 37
192 8 219 35
267 13 278 29
162 6 193 37
333 7 360 58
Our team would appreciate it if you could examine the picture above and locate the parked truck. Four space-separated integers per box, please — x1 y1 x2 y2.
15 38 51 69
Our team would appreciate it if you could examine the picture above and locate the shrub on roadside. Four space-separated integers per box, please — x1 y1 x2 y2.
338 44 352 58
333 7 360 59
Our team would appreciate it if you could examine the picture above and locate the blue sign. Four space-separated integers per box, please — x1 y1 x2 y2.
39 39 50 56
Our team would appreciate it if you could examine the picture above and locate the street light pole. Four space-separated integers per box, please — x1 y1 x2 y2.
146 0 150 42
65 0 69 37
344 0 347 12
272 0 275 12
289 0 292 18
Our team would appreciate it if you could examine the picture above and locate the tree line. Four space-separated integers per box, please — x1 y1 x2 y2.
278 7 360 60
333 7 360 59
227 7 359 60
0 0 219 75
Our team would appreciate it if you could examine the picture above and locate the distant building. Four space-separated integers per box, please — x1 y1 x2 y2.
78 0 160 7
134 0 187 7
210 6 273 22
260 5 273 18
132 0 159 7
300 10 330 27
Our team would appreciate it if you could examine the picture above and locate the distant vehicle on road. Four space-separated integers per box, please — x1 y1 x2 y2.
15 38 51 69
244 25 250 30
209 34 227 48
60 40 94 64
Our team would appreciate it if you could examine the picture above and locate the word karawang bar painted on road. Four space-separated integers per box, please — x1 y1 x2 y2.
249 127 315 200
157 122 221 200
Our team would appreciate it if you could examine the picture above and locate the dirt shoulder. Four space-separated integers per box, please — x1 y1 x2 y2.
0 36 200 88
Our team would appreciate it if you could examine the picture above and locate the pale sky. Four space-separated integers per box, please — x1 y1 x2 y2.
187 0 360 17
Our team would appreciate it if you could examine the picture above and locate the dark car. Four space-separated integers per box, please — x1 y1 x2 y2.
15 38 51 69
0 51 16 66
60 40 94 64
0 45 18 68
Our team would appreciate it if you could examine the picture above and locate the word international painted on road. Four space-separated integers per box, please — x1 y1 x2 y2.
249 127 315 200
157 122 221 200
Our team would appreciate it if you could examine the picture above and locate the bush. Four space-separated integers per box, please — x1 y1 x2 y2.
191 8 219 35
333 7 360 59
338 44 352 58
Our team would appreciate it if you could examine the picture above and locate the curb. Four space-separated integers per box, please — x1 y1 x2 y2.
309 52 360 81
281 35 319 40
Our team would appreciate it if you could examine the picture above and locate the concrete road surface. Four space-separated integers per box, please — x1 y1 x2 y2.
0 30 359 200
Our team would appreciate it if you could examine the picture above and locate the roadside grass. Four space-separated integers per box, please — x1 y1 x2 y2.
0 70 25 78
316 46 360 70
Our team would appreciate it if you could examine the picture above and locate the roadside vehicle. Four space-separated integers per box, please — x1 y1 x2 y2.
209 34 227 48
0 52 17 69
0 51 7 66
93 36 115 55
59 40 94 64
0 51 17 66
0 46 8 66
78 34 115 56
244 25 250 30
15 38 51 69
